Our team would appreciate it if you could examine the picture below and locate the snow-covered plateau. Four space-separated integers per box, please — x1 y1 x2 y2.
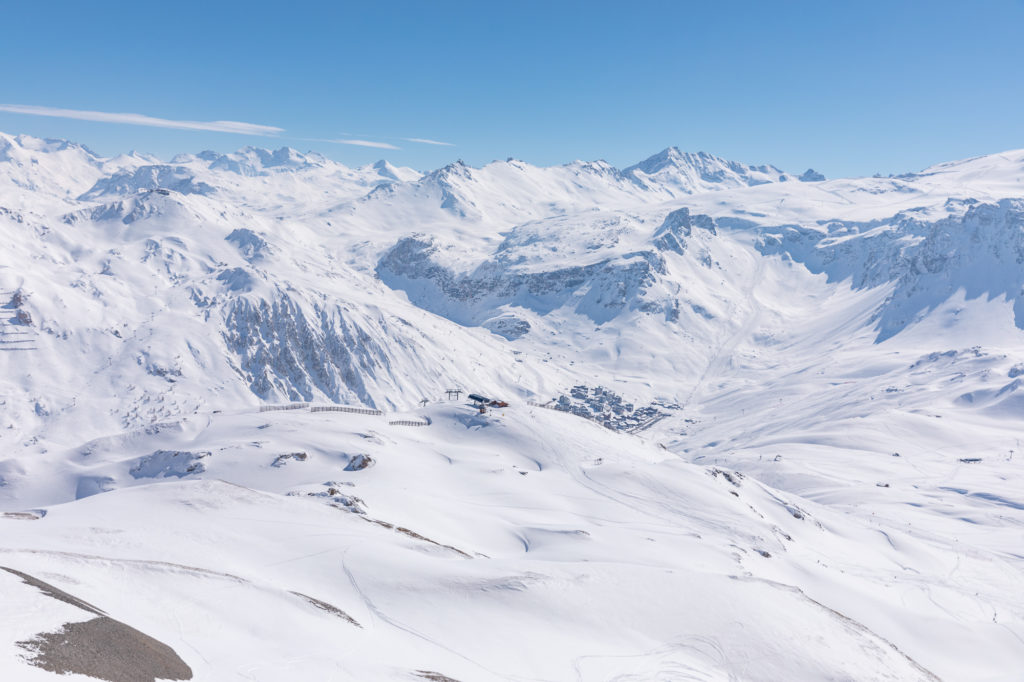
1 131 1022 681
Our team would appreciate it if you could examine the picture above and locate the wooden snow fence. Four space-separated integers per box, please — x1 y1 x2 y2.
310 405 384 416
387 419 430 427
259 403 310 413
257 402 426 425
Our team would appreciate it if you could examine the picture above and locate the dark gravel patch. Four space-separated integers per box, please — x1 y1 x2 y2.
17 616 193 682
3 566 192 682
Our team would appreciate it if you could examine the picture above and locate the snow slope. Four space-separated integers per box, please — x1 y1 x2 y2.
1 132 1023 680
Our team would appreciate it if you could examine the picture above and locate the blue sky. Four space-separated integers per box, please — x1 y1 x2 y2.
2 0 1023 177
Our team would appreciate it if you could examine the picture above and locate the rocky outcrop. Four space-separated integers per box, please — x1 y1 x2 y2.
222 295 388 406
377 236 667 326
653 207 717 254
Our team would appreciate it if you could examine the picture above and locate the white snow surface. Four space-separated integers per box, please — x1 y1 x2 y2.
1 132 1023 680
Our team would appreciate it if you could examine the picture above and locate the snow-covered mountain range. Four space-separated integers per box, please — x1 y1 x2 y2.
1 131 1022 680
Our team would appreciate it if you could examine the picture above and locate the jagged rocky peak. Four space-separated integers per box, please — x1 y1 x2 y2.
628 147 779 176
413 160 479 217
426 158 473 181
799 168 826 182
627 147 703 175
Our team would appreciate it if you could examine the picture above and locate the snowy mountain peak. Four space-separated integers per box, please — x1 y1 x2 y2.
565 158 620 177
0 131 100 160
0 132 109 209
202 145 328 176
625 146 699 174
370 159 421 183
624 146 789 195
428 158 472 180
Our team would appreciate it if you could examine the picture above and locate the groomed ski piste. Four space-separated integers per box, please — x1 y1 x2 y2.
1 132 1023 680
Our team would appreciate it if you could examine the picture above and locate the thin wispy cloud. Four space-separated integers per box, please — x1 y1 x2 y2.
0 104 283 136
329 138 401 150
404 137 455 147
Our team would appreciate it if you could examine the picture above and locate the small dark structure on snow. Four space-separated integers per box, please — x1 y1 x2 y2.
468 393 508 408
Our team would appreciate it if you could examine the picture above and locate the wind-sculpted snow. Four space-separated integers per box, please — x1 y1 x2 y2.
758 199 1024 340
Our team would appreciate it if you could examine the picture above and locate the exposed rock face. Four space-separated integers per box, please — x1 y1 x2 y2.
653 208 718 255
344 454 374 471
222 295 387 406
653 208 692 254
377 236 668 326
482 315 531 340
272 452 308 467
130 450 210 479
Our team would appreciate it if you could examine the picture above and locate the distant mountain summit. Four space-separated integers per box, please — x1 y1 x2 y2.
624 147 789 195
799 168 826 182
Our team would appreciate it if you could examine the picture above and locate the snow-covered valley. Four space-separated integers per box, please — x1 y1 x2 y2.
1 131 1022 681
